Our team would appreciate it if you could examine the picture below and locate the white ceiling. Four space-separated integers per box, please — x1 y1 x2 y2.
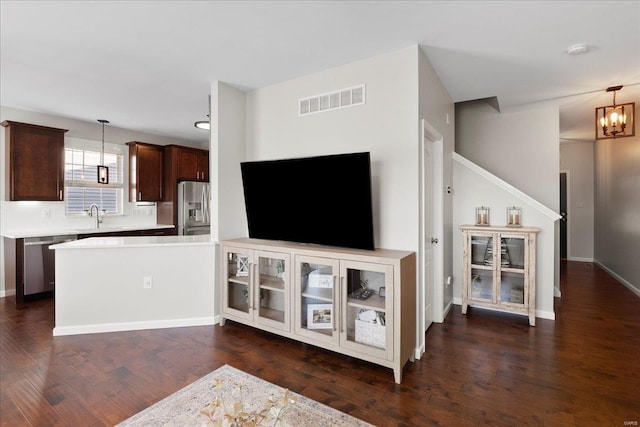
1 1 639 146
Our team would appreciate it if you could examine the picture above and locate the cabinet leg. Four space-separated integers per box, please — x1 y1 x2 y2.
393 367 402 384
529 313 535 327
220 317 226 326
461 302 468 315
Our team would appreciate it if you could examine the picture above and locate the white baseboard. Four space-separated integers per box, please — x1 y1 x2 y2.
594 260 640 298
442 299 453 320
451 299 555 321
567 256 594 262
414 343 425 360
535 309 555 320
53 316 218 336
0 289 16 298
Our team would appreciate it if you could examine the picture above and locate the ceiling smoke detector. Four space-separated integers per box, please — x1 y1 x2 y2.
567 44 588 55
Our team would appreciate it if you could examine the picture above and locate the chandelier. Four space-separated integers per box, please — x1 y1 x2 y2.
595 85 635 140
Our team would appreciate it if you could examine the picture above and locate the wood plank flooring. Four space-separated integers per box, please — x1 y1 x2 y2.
1 261 638 426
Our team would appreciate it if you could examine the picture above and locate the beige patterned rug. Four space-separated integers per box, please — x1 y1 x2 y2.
116 364 374 426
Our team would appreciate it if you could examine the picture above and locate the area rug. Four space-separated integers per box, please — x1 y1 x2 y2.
116 364 374 426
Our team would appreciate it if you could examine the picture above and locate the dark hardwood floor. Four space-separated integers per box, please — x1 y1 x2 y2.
1 261 638 426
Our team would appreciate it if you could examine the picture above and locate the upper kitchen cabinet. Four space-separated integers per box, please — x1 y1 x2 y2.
127 141 164 202
176 146 209 182
1 121 68 201
156 145 209 228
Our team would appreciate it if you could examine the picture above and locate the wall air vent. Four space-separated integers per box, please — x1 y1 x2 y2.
299 84 366 116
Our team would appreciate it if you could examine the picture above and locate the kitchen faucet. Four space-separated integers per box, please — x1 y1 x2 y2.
88 203 103 228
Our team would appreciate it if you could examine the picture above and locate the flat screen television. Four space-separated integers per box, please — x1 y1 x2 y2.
240 152 375 250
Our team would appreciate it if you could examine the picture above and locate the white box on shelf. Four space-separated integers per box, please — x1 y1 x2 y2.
355 319 385 349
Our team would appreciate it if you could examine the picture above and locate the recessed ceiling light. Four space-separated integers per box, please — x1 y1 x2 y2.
567 44 588 55
194 120 210 130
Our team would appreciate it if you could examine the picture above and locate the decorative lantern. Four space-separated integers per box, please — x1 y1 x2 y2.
475 206 490 226
506 206 522 227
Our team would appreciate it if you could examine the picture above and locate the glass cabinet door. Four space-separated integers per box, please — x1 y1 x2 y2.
294 255 340 345
223 248 253 320
498 236 527 306
469 234 495 302
254 251 290 331
340 260 392 359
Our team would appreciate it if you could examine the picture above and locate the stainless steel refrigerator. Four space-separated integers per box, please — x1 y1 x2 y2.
178 181 211 235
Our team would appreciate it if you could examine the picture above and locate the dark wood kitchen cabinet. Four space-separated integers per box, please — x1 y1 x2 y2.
157 145 209 228
177 146 209 181
2 121 68 201
127 141 164 202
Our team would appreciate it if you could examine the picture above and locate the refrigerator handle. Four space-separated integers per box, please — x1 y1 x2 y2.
202 184 210 224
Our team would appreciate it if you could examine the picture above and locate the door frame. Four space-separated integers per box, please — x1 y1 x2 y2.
417 119 444 358
559 170 570 260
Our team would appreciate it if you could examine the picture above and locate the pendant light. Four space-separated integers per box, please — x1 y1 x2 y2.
97 119 109 184
194 114 210 130
194 96 211 130
595 86 635 140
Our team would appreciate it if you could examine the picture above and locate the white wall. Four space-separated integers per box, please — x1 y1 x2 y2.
418 47 455 312
245 45 419 251
594 119 640 295
210 81 247 317
452 156 557 319
560 142 594 261
53 242 215 335
456 101 560 211
0 106 195 296
211 81 247 243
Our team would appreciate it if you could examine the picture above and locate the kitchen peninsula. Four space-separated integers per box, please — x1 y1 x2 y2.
51 234 216 336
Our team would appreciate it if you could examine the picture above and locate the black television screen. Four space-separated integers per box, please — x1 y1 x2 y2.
240 152 375 250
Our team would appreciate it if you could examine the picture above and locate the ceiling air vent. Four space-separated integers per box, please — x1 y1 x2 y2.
299 84 366 116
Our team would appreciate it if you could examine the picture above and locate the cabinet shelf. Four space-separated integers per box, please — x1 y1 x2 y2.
301 287 333 303
259 275 285 291
259 307 285 323
228 276 249 286
470 263 493 270
229 302 249 312
347 294 386 311
301 327 333 337
501 266 525 273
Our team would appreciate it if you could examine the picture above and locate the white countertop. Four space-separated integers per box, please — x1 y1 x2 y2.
0 224 174 239
51 234 214 250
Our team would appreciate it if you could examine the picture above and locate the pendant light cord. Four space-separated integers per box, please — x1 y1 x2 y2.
101 121 105 165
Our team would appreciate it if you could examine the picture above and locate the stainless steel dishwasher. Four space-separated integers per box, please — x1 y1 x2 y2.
23 235 77 300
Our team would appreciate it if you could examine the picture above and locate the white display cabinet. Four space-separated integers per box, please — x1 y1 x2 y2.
460 225 540 326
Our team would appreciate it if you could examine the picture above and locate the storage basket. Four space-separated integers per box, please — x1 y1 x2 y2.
355 319 385 349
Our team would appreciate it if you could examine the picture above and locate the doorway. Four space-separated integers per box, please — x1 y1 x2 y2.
418 119 444 358
560 172 568 259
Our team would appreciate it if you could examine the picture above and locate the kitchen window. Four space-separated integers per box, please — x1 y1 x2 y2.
64 148 124 215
